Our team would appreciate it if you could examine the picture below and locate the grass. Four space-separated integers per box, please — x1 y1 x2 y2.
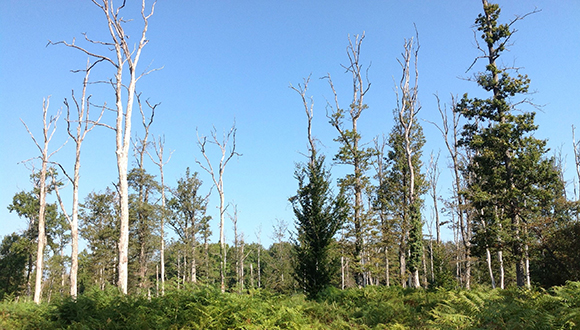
1 282 578 329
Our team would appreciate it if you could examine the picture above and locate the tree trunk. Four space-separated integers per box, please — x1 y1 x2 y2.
384 247 390 287
525 243 530 288
250 263 254 289
219 189 226 293
159 165 166 294
429 238 434 283
22 97 56 304
399 242 407 288
34 159 48 304
341 255 345 290
498 249 505 289
486 247 495 289
257 244 261 288
422 245 428 287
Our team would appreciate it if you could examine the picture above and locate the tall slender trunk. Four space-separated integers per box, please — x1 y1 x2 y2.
341 255 345 290
34 159 48 304
525 243 530 288
498 249 505 289
486 248 495 289
257 244 261 288
399 240 407 288
219 188 226 293
422 245 428 287
24 97 55 304
70 142 81 298
429 239 434 283
159 166 166 294
384 247 390 287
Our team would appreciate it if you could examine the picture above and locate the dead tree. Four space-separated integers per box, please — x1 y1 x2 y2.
255 226 262 288
372 135 391 287
573 126 580 201
132 95 157 292
21 97 62 303
50 0 157 294
148 135 172 295
196 122 240 293
428 95 473 289
52 59 105 299
396 34 423 288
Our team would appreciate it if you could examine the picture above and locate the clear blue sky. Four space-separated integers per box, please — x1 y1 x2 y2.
1 1 579 248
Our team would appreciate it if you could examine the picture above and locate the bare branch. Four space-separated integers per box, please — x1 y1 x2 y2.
52 176 72 226
290 75 316 157
48 39 117 67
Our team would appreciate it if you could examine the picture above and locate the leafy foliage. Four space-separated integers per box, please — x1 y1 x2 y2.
290 154 347 299
2 283 578 329
457 1 562 287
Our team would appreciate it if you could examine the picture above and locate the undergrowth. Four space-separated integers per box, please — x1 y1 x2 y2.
1 282 578 329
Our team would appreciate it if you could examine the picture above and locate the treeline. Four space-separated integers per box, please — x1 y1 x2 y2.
2 0 580 304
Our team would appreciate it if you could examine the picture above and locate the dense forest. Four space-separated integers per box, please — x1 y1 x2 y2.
1 0 580 328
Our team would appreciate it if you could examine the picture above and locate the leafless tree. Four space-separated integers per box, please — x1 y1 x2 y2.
372 135 391 287
148 135 172 296
255 225 262 288
50 0 157 294
573 126 580 201
196 122 240 293
426 152 441 245
132 94 157 292
51 59 105 299
428 95 473 289
290 75 316 164
229 205 246 293
396 33 422 288
21 97 63 303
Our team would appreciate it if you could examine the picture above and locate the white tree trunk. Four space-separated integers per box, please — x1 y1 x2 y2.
55 0 155 294
34 158 48 304
498 249 505 289
22 98 58 304
486 247 495 289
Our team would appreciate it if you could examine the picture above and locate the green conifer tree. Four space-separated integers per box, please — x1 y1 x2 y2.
458 1 558 287
291 153 347 299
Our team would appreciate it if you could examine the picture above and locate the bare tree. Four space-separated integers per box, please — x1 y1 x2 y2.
52 59 105 299
428 95 473 289
426 151 441 284
573 126 580 201
372 135 391 287
255 225 262 288
148 135 172 295
131 95 157 292
229 205 246 293
426 152 441 244
51 0 157 294
196 122 240 293
396 33 423 288
21 97 62 303
290 75 316 163
325 33 372 287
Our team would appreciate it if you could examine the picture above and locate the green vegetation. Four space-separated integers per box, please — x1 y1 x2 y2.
2 1 580 328
1 282 578 329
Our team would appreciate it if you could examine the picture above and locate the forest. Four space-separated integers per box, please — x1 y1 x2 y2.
1 0 580 328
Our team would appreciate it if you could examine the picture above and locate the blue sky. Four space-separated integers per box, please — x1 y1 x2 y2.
1 1 579 248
